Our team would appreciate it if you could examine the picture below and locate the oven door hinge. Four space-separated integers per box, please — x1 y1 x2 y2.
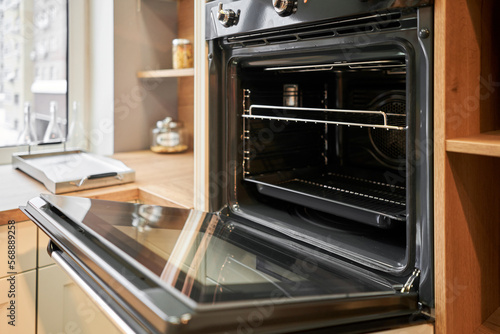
401 268 420 293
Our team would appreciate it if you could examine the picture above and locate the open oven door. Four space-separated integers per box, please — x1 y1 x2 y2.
22 194 422 334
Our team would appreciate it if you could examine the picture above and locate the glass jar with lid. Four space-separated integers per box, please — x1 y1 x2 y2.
172 39 193 69
151 117 188 153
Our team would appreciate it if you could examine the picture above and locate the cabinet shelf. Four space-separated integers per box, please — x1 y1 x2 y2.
446 130 500 157
475 307 500 333
137 68 194 79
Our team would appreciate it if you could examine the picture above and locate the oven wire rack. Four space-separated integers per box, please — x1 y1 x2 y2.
245 171 407 222
243 104 407 130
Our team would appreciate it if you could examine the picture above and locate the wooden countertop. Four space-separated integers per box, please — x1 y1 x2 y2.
0 150 194 224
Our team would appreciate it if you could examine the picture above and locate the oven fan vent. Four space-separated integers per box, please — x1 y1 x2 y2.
226 12 414 48
368 92 407 163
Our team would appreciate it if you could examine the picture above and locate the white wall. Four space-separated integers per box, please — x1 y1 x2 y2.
88 0 114 155
67 0 88 151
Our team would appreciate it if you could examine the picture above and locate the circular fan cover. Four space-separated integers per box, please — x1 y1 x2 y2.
368 92 406 164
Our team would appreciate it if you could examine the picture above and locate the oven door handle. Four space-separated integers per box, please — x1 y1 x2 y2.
49 243 137 334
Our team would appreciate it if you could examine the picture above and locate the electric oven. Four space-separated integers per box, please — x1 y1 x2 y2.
22 1 434 333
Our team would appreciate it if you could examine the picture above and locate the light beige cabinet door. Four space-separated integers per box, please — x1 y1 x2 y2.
0 270 36 333
37 265 121 334
0 221 37 278
37 229 55 268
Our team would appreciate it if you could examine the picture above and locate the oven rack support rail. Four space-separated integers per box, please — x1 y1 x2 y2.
243 105 407 130
263 60 406 73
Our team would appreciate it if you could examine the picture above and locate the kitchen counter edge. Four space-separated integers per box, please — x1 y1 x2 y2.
0 150 194 224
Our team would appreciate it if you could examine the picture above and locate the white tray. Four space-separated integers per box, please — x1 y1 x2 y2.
12 150 135 194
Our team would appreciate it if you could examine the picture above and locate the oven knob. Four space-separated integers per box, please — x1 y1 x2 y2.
273 0 297 17
218 3 240 28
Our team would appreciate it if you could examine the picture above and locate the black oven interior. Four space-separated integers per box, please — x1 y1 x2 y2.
223 46 418 279
240 56 408 228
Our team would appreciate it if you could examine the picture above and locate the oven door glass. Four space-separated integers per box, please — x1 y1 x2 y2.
22 194 418 334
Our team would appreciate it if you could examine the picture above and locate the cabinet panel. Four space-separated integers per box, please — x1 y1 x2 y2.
434 0 500 332
0 270 36 333
37 265 121 334
373 324 433 334
113 0 179 152
0 221 37 278
38 229 55 267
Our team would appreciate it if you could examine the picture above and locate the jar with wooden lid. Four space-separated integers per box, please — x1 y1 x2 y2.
151 117 188 153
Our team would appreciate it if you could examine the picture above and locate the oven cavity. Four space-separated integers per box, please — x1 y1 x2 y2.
240 58 408 229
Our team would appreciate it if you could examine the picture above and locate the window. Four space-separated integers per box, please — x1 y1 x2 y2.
0 0 68 149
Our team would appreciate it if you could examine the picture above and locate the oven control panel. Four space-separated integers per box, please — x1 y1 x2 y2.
206 0 432 39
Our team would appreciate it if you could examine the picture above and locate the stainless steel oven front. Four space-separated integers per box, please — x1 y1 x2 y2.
206 0 434 326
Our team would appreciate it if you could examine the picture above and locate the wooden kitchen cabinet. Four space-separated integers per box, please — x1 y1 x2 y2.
0 221 37 333
114 0 196 152
0 221 37 278
37 264 121 334
136 0 195 150
434 0 500 333
0 270 36 334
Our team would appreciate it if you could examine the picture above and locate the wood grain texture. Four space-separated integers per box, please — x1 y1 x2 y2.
113 150 194 208
373 324 434 334
446 131 500 157
0 151 193 225
177 0 194 41
441 0 481 139
433 0 447 328
476 307 500 333
177 0 194 150
445 153 500 332
478 0 500 132
434 0 500 333
137 68 194 78
178 76 194 150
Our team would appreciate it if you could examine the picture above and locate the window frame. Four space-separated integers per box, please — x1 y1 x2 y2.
0 0 114 165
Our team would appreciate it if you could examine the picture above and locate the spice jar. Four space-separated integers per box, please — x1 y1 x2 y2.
151 117 188 153
283 84 299 107
172 39 193 69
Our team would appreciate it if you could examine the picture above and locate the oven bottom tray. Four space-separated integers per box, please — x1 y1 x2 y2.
245 170 406 229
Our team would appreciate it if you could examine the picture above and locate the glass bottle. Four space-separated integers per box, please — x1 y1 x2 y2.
43 101 63 143
17 102 38 145
67 101 85 148
150 117 188 153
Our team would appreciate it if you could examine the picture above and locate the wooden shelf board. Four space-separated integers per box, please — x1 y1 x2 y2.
475 307 500 333
137 68 194 78
446 130 500 157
